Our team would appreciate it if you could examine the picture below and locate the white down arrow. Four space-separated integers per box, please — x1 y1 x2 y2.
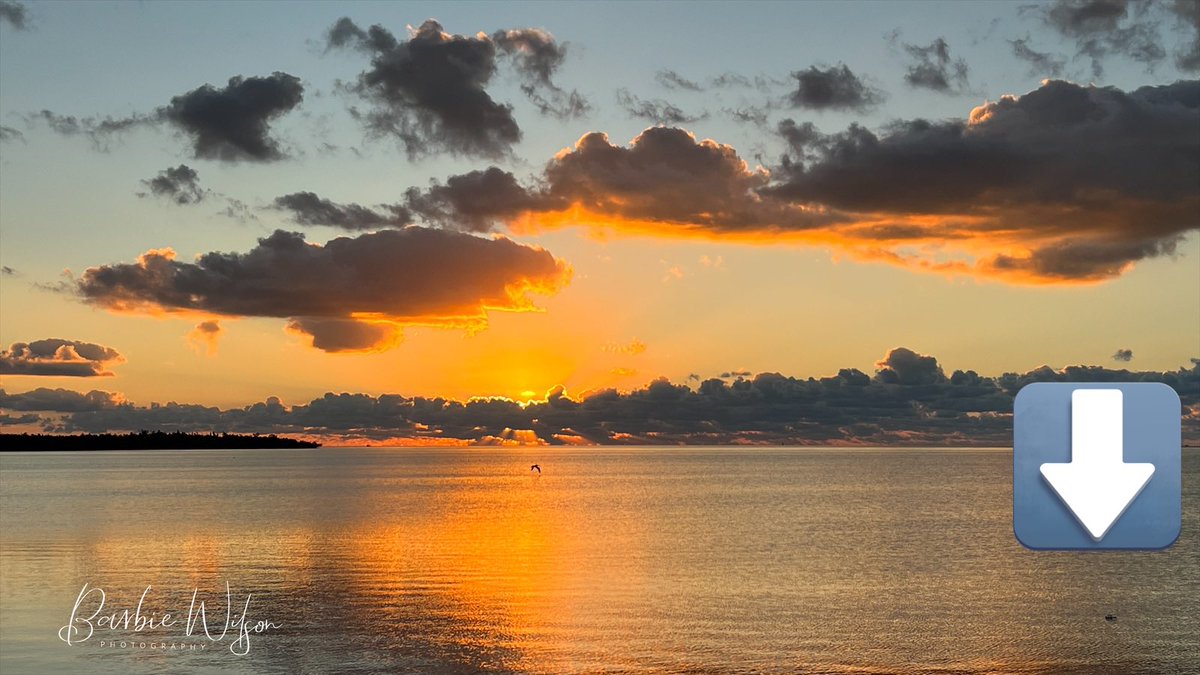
1039 389 1155 541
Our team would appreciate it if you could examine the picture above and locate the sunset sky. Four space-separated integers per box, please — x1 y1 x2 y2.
1 0 1197 443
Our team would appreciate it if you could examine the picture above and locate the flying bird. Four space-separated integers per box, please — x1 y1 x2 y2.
530 464 541 474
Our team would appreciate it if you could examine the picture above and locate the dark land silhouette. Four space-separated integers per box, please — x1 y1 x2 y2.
0 431 320 451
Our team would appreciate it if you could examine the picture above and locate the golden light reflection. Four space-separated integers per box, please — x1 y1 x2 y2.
337 459 649 671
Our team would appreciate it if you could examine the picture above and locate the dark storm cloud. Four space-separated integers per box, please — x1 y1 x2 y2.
326 18 521 157
1009 37 1068 76
0 339 124 377
139 165 206 205
159 72 304 161
272 192 412 230
1038 0 1167 76
0 1 28 29
1113 348 1134 361
73 228 570 352
22 349 1199 446
898 37 971 93
770 79 1200 281
788 64 885 111
492 28 590 119
615 89 707 124
405 167 549 232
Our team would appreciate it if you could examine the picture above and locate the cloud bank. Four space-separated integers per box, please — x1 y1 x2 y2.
5 349 1196 446
404 79 1198 283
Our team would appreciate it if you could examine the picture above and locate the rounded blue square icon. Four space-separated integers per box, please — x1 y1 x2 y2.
1013 382 1181 550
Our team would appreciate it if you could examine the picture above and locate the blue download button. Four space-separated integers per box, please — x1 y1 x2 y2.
1013 382 1181 550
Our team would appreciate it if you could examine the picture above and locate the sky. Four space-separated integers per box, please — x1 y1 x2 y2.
0 0 1197 444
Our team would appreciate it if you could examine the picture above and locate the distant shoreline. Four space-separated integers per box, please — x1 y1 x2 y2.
0 432 320 451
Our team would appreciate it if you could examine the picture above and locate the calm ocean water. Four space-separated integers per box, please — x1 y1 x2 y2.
1 447 1196 674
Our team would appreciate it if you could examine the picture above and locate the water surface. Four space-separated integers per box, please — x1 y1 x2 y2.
1 447 1196 673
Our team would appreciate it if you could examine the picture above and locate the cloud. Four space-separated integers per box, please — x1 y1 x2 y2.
788 64 885 111
0 412 39 426
770 79 1200 282
0 125 23 142
492 28 590 119
29 110 156 149
285 318 401 353
897 36 971 93
874 347 945 385
1009 37 1068 76
1171 0 1200 71
0 1 28 30
326 18 521 158
1 265 15 275
0 339 125 377
0 388 124 412
187 320 222 356
33 73 303 161
15 350 1197 446
160 72 304 161
73 228 570 353
407 127 832 236
653 70 783 93
724 107 770 126
405 167 543 232
1038 0 1166 76
273 192 412 230
655 69 704 91
218 197 258 223
603 339 647 355
1113 348 1134 361
535 127 830 233
615 89 707 124
138 165 207 205
406 79 1196 284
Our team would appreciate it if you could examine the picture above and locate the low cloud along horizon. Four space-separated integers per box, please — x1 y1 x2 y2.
3 347 1197 446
